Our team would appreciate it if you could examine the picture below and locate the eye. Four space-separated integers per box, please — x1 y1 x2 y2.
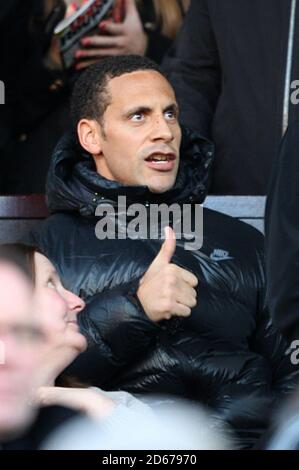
130 112 145 122
164 109 176 120
47 278 56 289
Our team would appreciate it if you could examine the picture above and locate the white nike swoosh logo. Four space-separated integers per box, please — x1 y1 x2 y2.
210 255 234 261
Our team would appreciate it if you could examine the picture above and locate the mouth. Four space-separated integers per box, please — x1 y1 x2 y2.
67 320 79 329
144 152 176 172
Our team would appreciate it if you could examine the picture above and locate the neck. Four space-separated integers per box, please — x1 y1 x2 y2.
38 347 78 387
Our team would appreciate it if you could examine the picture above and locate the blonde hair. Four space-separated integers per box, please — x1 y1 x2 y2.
137 0 189 40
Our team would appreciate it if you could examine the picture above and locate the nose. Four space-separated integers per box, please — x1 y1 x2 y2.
150 114 174 143
62 289 86 314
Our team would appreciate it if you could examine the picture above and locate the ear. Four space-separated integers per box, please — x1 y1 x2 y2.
77 119 103 156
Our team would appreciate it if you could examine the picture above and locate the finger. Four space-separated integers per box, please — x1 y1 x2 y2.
75 45 125 69
99 21 124 35
125 0 138 14
173 264 198 287
36 386 67 406
172 303 192 317
149 227 176 270
176 267 198 287
175 288 197 309
76 48 114 59
80 35 121 48
177 280 197 301
75 59 102 70
162 226 176 262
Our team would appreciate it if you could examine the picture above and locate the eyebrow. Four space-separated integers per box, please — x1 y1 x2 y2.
123 103 179 117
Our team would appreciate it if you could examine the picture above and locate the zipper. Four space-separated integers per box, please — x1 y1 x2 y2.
282 0 297 135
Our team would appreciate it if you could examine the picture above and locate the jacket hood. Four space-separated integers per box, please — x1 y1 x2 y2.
46 127 214 216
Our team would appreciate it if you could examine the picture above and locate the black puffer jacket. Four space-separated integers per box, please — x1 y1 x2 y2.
162 0 299 195
29 129 299 449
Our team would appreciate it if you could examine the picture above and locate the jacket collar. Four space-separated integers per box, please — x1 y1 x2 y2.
46 127 214 216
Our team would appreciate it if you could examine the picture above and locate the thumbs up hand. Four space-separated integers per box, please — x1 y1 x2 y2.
137 227 198 323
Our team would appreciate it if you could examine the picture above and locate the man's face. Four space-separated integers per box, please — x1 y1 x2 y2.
94 70 182 193
0 264 43 440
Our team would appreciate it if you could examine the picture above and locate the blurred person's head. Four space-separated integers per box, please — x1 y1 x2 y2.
137 0 190 40
265 387 299 450
71 55 182 194
33 250 87 385
0 245 44 441
0 244 87 387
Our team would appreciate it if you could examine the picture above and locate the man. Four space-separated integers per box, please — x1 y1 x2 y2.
162 0 299 194
266 118 299 343
0 0 184 195
29 55 299 449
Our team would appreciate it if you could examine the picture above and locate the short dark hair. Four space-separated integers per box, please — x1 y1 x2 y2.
71 55 163 126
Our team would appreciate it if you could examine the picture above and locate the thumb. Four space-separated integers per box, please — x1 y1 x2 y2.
36 386 62 407
139 227 176 285
99 20 124 35
125 0 138 15
152 226 176 268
